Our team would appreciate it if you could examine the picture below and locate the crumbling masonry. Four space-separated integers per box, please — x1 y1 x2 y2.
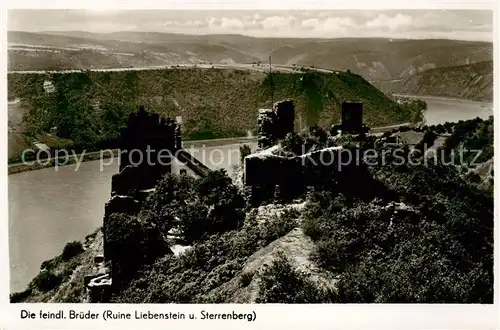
86 99 368 300
85 106 208 302
257 100 295 150
245 100 367 205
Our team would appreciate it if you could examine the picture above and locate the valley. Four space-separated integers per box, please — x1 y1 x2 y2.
9 31 493 81
6 21 495 307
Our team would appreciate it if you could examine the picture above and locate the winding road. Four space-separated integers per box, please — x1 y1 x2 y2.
7 63 330 75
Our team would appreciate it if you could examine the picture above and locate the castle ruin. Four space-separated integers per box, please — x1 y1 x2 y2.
86 106 210 302
86 99 369 301
245 100 367 205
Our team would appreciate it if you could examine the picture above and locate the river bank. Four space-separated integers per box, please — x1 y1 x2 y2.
8 136 258 175
7 120 415 176
393 93 493 106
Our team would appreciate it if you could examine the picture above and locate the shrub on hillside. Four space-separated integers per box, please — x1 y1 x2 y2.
112 208 302 303
240 270 255 287
140 174 197 233
103 212 169 286
31 270 63 292
413 130 437 155
180 170 245 243
61 241 84 261
196 170 246 230
443 117 484 153
255 252 333 303
302 161 493 303
142 170 245 244
260 208 300 243
281 132 304 155
10 288 33 303
281 126 330 156
40 257 58 271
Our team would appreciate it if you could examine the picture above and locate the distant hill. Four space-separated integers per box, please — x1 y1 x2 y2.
372 61 493 102
8 31 493 81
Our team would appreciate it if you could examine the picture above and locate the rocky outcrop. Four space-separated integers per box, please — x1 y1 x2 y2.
84 254 112 303
204 228 337 303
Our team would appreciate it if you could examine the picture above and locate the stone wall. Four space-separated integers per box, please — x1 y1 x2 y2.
84 254 112 303
244 146 355 186
244 145 367 205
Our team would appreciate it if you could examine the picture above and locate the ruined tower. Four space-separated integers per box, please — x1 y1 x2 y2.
340 102 363 133
257 100 296 150
117 106 178 191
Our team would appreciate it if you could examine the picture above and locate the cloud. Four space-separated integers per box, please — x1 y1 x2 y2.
365 13 414 32
162 19 206 28
301 17 357 36
323 17 357 30
220 17 245 29
301 18 320 29
260 15 296 29
7 9 493 41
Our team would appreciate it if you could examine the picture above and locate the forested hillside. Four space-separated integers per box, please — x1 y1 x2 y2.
8 68 422 154
373 61 493 102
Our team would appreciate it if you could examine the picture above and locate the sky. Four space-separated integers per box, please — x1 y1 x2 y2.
7 9 494 41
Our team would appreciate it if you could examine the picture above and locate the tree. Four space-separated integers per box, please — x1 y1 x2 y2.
61 241 84 261
141 171 245 244
103 212 170 286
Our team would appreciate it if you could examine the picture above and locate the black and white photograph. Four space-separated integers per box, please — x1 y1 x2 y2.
3 5 496 311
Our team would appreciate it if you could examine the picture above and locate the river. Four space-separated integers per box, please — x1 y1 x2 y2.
397 95 493 126
8 96 493 293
